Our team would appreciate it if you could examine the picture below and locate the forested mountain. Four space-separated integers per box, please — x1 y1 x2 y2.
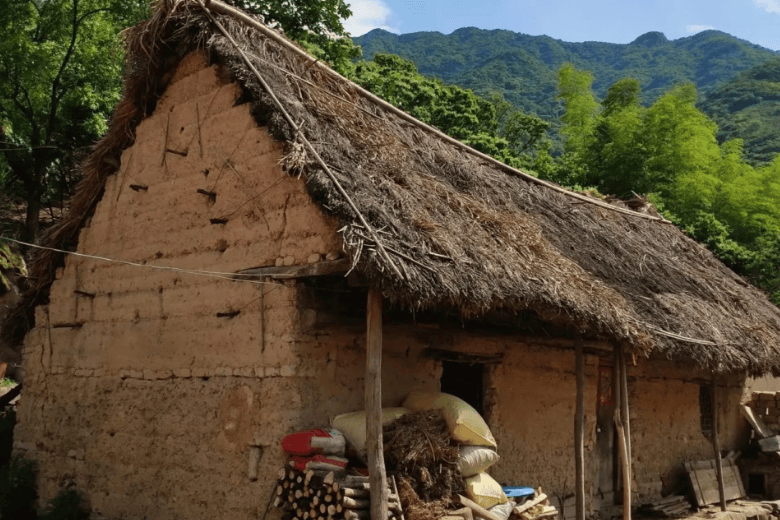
355 28 779 122
700 58 780 166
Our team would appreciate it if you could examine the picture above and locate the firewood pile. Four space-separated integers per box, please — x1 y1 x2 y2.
512 491 557 520
273 467 405 520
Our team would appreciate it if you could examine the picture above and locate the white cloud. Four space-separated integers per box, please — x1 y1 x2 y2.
753 0 780 14
343 0 400 36
686 24 716 34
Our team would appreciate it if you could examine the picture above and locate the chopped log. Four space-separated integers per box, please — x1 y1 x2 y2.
328 505 337 516
324 472 335 485
343 497 370 509
457 495 504 520
343 488 371 499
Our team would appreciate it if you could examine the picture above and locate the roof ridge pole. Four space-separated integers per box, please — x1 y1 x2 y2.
574 337 585 520
366 287 389 520
195 0 404 280
711 375 727 511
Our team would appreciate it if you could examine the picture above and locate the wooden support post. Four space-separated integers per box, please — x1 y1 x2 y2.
575 338 585 520
619 347 631 485
711 375 727 512
366 287 388 520
615 346 631 520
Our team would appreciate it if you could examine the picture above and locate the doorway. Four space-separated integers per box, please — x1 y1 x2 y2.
440 360 484 415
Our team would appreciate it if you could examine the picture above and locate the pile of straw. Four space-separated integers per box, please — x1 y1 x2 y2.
383 410 464 502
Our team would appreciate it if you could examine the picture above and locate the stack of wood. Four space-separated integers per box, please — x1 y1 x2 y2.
512 491 558 520
272 467 405 520
639 495 690 517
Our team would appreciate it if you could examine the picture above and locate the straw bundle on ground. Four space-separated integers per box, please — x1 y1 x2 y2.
383 409 464 502
396 474 455 520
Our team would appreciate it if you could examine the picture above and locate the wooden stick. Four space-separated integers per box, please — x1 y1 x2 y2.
391 475 405 520
366 287 389 520
711 375 727 511
575 338 585 520
615 410 630 520
620 347 631 486
457 495 504 520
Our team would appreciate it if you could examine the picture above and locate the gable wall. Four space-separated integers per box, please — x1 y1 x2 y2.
11 53 438 520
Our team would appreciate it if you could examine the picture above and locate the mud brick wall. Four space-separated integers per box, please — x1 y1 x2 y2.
12 53 442 520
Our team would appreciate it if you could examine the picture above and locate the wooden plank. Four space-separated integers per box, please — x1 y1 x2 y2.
575 338 585 520
686 463 745 506
741 405 772 438
457 495 504 520
235 259 350 280
366 287 388 520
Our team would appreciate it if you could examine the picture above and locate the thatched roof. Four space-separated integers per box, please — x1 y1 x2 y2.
5 0 780 375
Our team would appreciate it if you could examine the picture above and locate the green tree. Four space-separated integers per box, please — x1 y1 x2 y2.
352 54 550 168
227 0 360 76
557 63 599 155
584 77 649 196
0 0 149 242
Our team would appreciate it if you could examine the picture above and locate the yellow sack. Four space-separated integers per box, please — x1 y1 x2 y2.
403 391 497 447
332 408 409 461
465 472 508 509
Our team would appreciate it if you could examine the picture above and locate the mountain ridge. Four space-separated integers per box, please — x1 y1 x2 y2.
355 27 780 119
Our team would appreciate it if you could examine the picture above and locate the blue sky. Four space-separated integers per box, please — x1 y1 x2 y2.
343 0 780 51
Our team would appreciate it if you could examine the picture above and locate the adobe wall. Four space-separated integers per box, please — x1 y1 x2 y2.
12 53 438 520
13 52 749 519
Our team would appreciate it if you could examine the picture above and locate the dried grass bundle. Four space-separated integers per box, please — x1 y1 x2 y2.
383 409 464 502
396 475 454 520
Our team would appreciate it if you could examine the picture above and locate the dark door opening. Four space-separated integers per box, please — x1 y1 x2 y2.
440 361 484 415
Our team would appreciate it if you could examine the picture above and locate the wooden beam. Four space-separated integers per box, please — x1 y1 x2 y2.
235 259 350 280
575 338 585 520
422 348 504 364
366 287 388 520
711 375 727 511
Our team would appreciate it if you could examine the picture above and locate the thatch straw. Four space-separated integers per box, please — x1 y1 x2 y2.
4 0 780 375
